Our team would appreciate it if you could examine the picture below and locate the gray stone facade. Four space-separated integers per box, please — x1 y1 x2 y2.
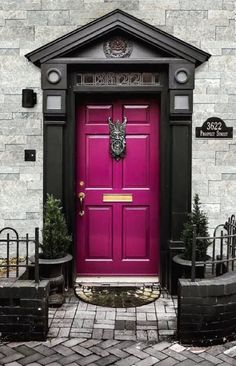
0 0 235 237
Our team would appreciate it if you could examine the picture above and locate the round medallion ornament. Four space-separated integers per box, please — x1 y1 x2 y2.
47 68 61 84
174 68 189 84
103 36 133 58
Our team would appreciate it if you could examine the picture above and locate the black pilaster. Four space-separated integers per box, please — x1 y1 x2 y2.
44 124 64 201
170 120 192 240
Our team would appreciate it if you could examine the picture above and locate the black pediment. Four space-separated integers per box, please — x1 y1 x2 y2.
26 9 210 67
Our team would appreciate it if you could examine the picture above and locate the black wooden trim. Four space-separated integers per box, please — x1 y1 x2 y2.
159 88 171 288
48 58 190 65
170 122 192 241
25 10 210 67
44 125 63 202
64 73 76 281
170 120 192 126
73 86 163 93
44 120 66 125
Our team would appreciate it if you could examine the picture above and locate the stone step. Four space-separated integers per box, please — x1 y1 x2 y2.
75 276 160 287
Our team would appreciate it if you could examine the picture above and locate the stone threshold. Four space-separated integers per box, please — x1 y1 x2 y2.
75 276 160 287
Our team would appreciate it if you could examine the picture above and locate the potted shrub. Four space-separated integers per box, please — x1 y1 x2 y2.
172 194 210 291
33 194 72 306
41 194 71 261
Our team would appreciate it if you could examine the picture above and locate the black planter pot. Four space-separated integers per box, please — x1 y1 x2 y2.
171 254 205 295
38 254 72 277
31 254 72 306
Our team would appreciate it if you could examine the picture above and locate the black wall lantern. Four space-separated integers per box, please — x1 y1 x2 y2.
22 88 37 108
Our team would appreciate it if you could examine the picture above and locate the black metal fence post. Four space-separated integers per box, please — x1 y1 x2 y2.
6 233 9 278
35 227 40 284
191 225 197 282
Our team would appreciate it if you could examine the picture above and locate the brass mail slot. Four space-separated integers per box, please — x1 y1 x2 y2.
103 194 133 202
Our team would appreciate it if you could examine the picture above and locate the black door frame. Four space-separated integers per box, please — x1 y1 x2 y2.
42 61 194 292
59 65 189 288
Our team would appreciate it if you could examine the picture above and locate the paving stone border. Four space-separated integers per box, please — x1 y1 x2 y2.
3 333 236 366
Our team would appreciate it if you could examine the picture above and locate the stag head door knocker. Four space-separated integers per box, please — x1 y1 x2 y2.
108 117 127 161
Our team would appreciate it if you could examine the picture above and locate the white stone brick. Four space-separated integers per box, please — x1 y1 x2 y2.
167 10 207 27
192 158 216 167
35 25 76 42
20 173 41 182
209 55 235 71
0 113 12 119
216 20 235 41
0 26 34 41
209 181 236 197
193 94 228 103
69 10 103 26
0 0 41 11
42 0 84 10
195 72 221 80
208 10 234 20
126 10 166 26
0 166 20 174
214 103 236 113
216 150 236 165
222 174 236 180
222 0 235 10
140 0 180 10
192 179 209 195
192 195 221 204
174 24 216 42
0 10 27 19
27 181 43 190
179 0 223 10
27 10 70 26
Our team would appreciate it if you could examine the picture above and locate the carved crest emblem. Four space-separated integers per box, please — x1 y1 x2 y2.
104 36 133 58
108 117 127 161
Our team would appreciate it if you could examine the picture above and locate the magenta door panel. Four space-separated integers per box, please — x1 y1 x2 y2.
76 98 160 275
86 136 113 188
122 207 150 259
123 135 150 188
86 207 113 259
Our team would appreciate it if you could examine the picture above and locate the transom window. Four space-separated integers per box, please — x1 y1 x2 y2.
76 72 160 87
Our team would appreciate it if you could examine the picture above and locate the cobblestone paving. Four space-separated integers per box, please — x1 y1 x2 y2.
47 290 176 342
2 290 236 365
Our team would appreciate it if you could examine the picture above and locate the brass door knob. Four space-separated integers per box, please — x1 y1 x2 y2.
78 192 85 216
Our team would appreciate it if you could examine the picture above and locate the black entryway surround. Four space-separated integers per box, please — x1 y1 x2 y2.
26 10 210 292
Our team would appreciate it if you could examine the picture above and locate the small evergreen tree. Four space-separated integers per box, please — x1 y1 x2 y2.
41 194 71 259
181 194 210 261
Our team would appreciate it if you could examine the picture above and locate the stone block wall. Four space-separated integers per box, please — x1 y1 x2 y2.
0 0 235 235
178 273 236 345
0 279 49 341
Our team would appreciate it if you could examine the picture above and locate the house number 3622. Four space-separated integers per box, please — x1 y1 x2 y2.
196 117 233 139
207 121 222 130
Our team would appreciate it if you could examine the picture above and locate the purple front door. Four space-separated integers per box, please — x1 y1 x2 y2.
76 98 160 275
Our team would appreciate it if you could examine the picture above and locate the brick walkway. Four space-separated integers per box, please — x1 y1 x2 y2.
2 290 236 365
47 290 177 342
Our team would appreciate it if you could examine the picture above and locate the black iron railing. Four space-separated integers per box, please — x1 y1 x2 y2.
191 215 236 282
0 227 39 283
